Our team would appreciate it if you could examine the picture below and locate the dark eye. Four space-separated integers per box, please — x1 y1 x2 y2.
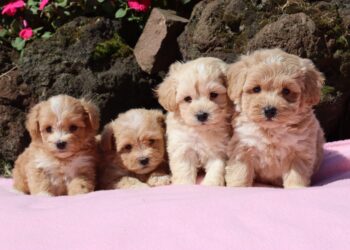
184 96 192 103
46 126 52 133
282 88 290 95
210 92 218 99
149 139 155 146
124 144 132 151
252 86 261 93
69 125 78 133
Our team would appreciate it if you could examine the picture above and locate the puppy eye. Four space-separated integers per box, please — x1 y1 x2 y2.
282 88 290 95
252 86 261 93
124 144 132 151
184 96 192 103
69 125 78 133
45 126 52 133
210 92 218 99
149 139 155 146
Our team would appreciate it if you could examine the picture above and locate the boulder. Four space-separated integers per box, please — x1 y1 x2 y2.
134 8 188 74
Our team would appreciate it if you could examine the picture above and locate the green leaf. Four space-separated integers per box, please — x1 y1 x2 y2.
0 29 8 38
11 37 26 51
56 0 68 7
180 0 192 4
115 8 127 18
41 31 53 39
33 27 43 33
97 0 105 2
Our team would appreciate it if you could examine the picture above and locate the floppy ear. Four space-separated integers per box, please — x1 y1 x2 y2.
227 61 248 103
100 123 116 152
155 62 181 112
25 102 43 142
155 111 166 130
301 59 325 106
80 99 100 132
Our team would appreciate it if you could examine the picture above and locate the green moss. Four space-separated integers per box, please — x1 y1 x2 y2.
92 34 132 61
0 159 12 178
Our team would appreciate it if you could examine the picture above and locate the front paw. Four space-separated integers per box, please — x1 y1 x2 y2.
68 179 94 195
202 176 224 186
148 174 171 187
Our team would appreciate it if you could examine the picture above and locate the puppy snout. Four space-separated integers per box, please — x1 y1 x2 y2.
139 157 150 166
56 141 67 150
263 106 277 119
196 111 209 122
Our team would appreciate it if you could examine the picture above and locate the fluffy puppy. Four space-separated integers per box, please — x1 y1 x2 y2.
13 95 100 196
156 57 232 186
225 48 325 188
97 109 170 189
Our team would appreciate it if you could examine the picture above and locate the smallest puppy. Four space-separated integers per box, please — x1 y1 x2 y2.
97 109 170 189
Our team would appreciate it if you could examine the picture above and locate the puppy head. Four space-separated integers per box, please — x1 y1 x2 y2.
156 57 229 128
227 49 324 127
26 95 100 158
100 109 165 175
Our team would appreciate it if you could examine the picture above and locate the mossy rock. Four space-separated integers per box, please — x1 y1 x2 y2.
92 34 132 62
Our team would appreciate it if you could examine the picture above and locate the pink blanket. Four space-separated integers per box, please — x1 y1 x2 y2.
1 140 350 249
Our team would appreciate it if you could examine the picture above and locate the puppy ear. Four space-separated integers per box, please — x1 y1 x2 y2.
227 61 248 102
301 59 325 106
80 99 100 132
156 62 181 112
26 102 43 142
155 111 166 130
100 123 116 152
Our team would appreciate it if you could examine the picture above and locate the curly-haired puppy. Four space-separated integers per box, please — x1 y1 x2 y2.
156 57 232 186
97 109 170 189
225 48 325 188
13 95 100 196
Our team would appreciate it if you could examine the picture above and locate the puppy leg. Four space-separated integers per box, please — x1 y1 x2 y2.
116 176 150 189
27 168 53 196
202 158 225 186
225 160 254 187
283 168 310 188
68 177 95 195
170 152 197 185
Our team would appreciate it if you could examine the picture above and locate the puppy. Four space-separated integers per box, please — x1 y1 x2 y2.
12 95 100 196
156 57 232 186
97 109 170 189
225 48 325 188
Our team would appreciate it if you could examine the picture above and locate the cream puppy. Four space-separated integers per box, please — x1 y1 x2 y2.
156 57 232 186
97 109 170 189
225 48 325 188
13 95 100 196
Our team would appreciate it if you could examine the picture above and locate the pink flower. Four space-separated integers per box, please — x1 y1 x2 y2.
1 0 25 16
19 28 33 40
127 0 151 12
39 0 49 11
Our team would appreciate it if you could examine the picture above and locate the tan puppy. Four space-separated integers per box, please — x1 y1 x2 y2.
97 109 170 189
13 95 100 196
156 57 232 186
225 48 325 188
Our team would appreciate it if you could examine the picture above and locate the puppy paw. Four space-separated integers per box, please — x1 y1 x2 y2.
148 174 171 187
202 177 224 186
68 179 94 195
35 191 53 197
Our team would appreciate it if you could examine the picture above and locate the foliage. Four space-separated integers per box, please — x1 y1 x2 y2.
0 0 194 51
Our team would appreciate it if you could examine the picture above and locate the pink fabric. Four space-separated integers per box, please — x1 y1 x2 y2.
1 140 350 249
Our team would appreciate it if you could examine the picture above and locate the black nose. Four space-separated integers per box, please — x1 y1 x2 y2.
56 141 67 150
196 112 209 122
139 157 149 166
263 106 277 119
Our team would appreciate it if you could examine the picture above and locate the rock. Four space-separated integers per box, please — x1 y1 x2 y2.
134 8 188 74
20 16 161 126
247 13 329 65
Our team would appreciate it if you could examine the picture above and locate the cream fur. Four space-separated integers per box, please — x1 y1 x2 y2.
225 48 325 188
157 57 232 186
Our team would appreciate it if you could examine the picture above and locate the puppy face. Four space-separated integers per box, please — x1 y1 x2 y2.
101 109 165 175
157 57 229 128
228 49 324 127
26 95 100 158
